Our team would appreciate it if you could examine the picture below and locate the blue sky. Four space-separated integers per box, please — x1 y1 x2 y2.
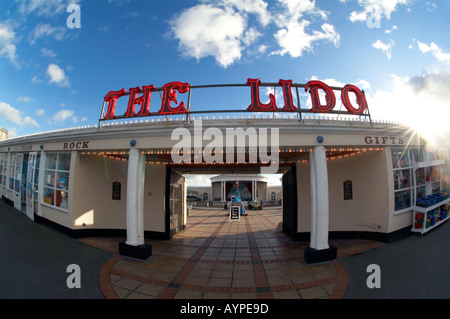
0 0 449 144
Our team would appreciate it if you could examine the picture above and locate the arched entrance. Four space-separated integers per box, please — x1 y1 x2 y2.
167 162 298 240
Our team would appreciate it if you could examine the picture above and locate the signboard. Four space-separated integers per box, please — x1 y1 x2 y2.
112 181 121 200
343 180 353 201
230 206 240 222
100 78 370 123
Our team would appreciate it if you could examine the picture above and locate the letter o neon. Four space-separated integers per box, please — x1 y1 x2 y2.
341 84 367 115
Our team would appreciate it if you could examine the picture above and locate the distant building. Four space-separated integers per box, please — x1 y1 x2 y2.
0 128 7 140
187 174 282 203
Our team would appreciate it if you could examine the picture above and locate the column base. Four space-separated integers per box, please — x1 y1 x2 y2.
304 245 337 264
119 242 152 260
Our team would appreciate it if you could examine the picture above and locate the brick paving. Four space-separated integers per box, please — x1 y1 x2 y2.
79 208 384 299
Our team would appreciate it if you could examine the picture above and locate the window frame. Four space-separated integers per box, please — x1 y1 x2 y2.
392 148 413 214
42 152 71 212
392 147 445 215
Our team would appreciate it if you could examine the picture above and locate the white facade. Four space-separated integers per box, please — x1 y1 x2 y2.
0 128 7 141
0 118 448 261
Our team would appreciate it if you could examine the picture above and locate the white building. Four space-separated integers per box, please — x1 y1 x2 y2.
187 174 282 204
0 79 448 262
0 128 7 141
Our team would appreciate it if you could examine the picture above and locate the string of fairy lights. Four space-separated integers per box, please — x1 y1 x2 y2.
80 146 385 165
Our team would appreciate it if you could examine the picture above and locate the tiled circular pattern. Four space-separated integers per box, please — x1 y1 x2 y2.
89 209 383 299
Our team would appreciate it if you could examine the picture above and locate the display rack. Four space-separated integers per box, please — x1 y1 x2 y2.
411 198 449 234
411 159 448 234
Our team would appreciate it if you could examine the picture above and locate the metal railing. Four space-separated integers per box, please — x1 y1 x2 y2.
98 82 372 127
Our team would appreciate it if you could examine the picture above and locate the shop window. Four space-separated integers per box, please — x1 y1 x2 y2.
7 154 22 193
415 167 426 202
43 153 71 211
392 147 445 213
430 166 441 193
392 148 413 212
343 180 353 200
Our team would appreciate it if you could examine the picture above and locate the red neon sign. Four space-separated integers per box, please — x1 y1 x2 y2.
340 84 367 115
247 78 277 112
305 80 336 113
102 78 368 120
159 82 189 115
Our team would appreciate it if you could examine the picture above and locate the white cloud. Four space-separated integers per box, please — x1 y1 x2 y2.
0 102 39 127
219 0 272 26
355 79 372 91
272 21 339 58
29 23 68 45
16 96 32 103
47 63 70 87
348 0 412 22
52 109 75 123
170 4 247 68
186 174 216 186
258 44 268 53
18 0 80 17
372 39 394 60
0 22 19 68
385 25 398 34
242 27 262 46
276 0 327 22
41 48 56 57
349 11 367 22
270 0 339 58
170 0 339 67
32 75 42 84
416 40 450 65
36 109 45 116
426 1 438 12
6 127 17 138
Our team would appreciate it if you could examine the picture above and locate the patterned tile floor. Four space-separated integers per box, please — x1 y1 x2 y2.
79 208 384 299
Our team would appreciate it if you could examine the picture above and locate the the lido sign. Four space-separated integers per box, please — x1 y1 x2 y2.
101 78 368 120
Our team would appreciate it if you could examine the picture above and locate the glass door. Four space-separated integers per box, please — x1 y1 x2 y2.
13 154 23 211
26 152 37 221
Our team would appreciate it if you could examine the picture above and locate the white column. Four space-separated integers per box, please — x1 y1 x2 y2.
183 179 187 225
37 150 46 217
309 146 329 250
221 181 224 202
126 148 145 246
251 181 255 201
222 181 226 201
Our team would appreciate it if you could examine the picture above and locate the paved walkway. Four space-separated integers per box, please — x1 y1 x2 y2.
3 200 448 300
0 200 113 299
79 208 384 299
